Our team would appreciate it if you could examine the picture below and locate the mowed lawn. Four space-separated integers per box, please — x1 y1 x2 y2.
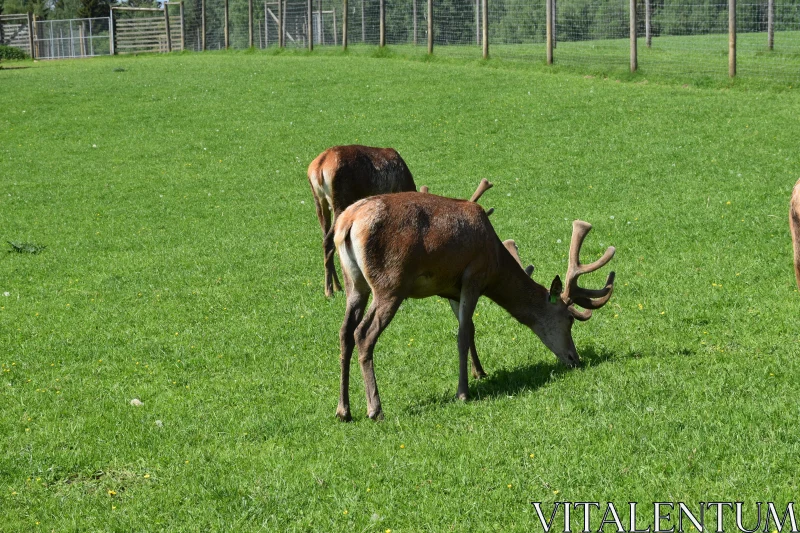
1 51 799 531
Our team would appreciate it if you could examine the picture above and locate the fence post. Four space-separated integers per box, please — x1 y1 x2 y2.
26 12 35 58
379 0 385 47
224 0 229 48
427 0 432 54
546 0 552 64
278 0 283 47
109 9 116 55
343 0 348 49
645 0 651 47
179 2 185 51
201 0 206 50
413 0 417 45
32 14 38 58
248 0 254 47
728 0 735 77
307 0 313 50
481 0 487 58
629 0 636 72
552 0 556 48
164 4 172 52
767 0 774 50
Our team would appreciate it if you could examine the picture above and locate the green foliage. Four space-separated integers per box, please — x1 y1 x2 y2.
0 44 28 59
1 52 799 531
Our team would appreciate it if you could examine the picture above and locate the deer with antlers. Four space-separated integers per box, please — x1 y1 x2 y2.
791 179 800 290
333 192 615 421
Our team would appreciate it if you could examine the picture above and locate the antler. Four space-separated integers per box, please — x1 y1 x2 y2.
470 179 493 202
563 220 615 321
503 239 534 277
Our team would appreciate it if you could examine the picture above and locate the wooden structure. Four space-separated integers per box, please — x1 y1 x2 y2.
111 4 184 55
0 13 35 58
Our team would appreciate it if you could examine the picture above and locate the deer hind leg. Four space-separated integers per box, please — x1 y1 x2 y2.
454 287 481 401
337 272 370 422
313 194 341 297
449 299 487 380
354 295 403 420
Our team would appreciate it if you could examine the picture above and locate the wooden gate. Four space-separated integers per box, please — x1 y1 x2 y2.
110 4 184 55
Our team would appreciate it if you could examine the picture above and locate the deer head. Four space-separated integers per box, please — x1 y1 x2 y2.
530 220 615 367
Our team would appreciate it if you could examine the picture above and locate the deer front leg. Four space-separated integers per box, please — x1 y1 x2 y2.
354 296 402 420
455 289 480 401
449 299 487 379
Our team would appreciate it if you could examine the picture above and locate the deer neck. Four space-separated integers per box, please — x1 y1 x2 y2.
484 260 551 329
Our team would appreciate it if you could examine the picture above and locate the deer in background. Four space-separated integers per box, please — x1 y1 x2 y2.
333 192 615 421
791 179 800 290
307 145 418 297
307 145 496 296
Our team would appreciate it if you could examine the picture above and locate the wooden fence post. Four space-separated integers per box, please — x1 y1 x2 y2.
767 0 774 50
379 0 385 47
546 0 552 64
481 0 487 58
630 0 637 72
32 14 38 58
412 0 416 45
552 0 556 48
248 0 254 47
307 0 313 50
201 0 206 50
109 9 116 55
427 0 432 54
278 0 283 47
645 0 651 47
343 0 348 49
179 2 185 51
728 0 735 77
26 12 35 58
224 0 229 48
164 4 172 52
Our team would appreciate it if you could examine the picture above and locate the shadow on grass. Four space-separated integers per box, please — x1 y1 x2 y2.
404 345 616 416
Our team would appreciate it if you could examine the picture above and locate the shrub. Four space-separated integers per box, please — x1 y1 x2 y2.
0 45 29 60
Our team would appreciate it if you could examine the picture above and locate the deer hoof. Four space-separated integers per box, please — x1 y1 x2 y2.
367 409 384 421
473 370 488 380
456 392 469 401
335 406 352 422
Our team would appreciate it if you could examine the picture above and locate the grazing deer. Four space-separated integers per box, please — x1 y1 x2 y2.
307 145 417 297
333 192 615 421
791 179 800 290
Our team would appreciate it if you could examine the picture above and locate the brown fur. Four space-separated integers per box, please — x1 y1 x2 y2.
307 145 417 296
333 192 614 421
791 180 800 290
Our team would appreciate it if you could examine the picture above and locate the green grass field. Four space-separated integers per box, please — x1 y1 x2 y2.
1 50 800 531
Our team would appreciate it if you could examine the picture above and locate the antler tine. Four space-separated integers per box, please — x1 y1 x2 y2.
470 179 493 203
503 239 523 268
420 185 429 193
563 220 616 315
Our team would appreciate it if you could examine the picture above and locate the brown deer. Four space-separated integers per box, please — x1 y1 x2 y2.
333 192 615 421
307 145 417 297
791 179 800 290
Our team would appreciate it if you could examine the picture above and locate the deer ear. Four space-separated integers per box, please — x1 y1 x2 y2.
549 275 563 303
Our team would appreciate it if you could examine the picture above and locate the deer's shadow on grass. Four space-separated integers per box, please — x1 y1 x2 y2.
404 345 615 416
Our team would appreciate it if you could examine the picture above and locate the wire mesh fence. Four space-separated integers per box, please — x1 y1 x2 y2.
1 14 33 56
2 0 797 82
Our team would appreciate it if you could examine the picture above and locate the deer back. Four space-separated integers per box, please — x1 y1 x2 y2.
334 192 508 299
308 145 417 215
